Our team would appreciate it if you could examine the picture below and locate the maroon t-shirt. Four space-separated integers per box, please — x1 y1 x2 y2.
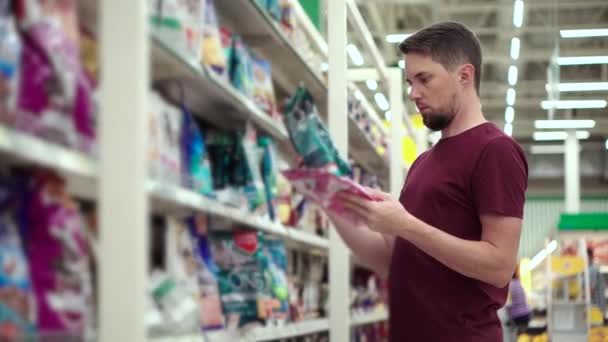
389 122 528 342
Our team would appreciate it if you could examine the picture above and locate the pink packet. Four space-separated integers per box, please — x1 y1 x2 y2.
281 168 380 219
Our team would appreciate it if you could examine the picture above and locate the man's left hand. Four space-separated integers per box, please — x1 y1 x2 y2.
336 188 413 236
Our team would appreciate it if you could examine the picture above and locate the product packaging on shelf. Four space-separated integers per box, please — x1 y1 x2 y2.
0 5 21 125
211 229 272 328
22 171 94 339
251 56 280 120
164 217 201 332
283 87 351 175
263 238 289 321
158 98 183 186
228 34 254 100
180 104 213 196
241 123 267 217
14 0 96 155
201 0 226 76
0 177 36 340
149 0 204 61
259 137 279 222
185 215 225 331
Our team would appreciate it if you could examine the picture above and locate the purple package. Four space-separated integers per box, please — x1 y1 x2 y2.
16 4 95 155
282 168 381 220
24 173 93 336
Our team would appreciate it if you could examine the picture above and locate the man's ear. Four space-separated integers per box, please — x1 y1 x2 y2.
459 64 475 87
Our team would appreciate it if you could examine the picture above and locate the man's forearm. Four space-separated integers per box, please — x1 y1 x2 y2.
401 216 514 288
330 215 393 277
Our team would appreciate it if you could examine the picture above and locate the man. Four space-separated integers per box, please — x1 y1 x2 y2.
331 22 528 341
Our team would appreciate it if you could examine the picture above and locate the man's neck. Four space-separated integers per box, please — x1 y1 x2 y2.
441 93 486 138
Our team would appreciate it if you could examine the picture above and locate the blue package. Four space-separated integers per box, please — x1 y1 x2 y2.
180 104 213 196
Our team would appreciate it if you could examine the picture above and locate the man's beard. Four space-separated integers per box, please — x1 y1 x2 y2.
422 112 454 131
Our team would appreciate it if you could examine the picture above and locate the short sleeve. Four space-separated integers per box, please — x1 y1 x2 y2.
472 137 528 218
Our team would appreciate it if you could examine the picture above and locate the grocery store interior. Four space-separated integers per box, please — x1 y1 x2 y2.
0 0 607 341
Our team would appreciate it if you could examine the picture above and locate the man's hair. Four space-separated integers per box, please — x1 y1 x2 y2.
399 21 482 95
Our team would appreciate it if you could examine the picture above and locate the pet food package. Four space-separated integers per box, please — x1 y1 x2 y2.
149 269 199 333
201 0 226 75
0 6 21 125
164 217 201 332
251 56 279 119
211 230 271 327
0 180 36 339
241 123 267 216
282 168 378 219
283 87 351 175
259 137 278 221
15 0 96 154
185 215 225 330
24 172 93 338
263 238 289 320
158 101 182 186
180 105 213 195
228 35 254 99
150 0 203 61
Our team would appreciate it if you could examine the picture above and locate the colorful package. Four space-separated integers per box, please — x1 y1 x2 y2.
241 123 266 216
251 57 279 119
228 35 254 99
0 6 21 125
158 100 182 185
15 0 95 154
185 215 225 330
210 230 271 327
24 172 93 337
201 0 226 75
0 180 36 340
149 269 199 333
148 91 164 180
164 217 201 332
150 0 203 61
282 168 379 221
180 104 213 195
263 239 289 320
283 87 351 175
206 130 234 190
259 137 278 221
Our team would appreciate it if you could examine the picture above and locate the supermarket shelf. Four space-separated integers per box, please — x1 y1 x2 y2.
0 125 326 250
150 319 329 342
0 125 98 199
148 181 329 251
351 309 389 327
214 0 327 114
77 0 288 141
151 34 289 141
348 117 390 183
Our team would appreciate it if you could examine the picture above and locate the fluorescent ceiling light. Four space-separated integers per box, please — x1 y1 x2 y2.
541 99 607 109
534 119 596 129
557 56 608 65
605 139 608 150
385 111 392 121
505 107 515 123
548 82 608 92
508 65 518 86
529 240 558 270
321 62 328 72
510 37 520 60
354 90 364 101
347 44 364 66
530 145 566 154
407 86 412 95
398 60 405 69
374 92 390 111
506 88 516 106
533 131 591 141
386 33 411 43
504 123 513 136
513 0 524 28
560 28 608 38
366 79 378 91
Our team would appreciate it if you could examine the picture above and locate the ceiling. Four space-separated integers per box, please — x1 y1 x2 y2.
348 0 608 143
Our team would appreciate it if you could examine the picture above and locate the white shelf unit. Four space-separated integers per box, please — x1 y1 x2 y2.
351 309 390 327
0 0 408 341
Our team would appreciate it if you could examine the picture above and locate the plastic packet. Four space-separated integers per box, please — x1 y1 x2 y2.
0 7 21 125
250 56 279 119
150 0 203 61
158 100 182 186
201 0 226 75
185 215 225 331
229 35 254 99
282 168 379 220
211 230 271 327
241 123 266 216
180 104 213 195
263 238 289 321
283 87 351 175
